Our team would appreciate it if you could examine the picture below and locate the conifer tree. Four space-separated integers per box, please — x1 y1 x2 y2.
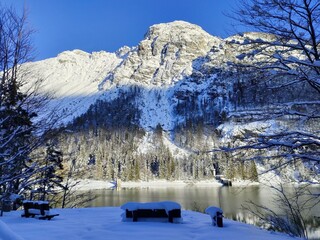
0 5 36 215
37 143 63 201
248 161 259 182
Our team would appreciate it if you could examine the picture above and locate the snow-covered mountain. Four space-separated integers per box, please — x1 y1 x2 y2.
22 21 234 129
20 21 319 183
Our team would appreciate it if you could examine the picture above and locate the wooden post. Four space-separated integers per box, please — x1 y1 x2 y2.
132 210 138 222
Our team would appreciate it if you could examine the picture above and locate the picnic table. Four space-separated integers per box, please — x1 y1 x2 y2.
21 200 59 220
121 201 182 223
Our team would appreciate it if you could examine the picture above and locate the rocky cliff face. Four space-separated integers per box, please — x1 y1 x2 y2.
105 21 221 87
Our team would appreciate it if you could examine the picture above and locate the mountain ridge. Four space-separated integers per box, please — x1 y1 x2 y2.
20 20 318 130
21 20 228 127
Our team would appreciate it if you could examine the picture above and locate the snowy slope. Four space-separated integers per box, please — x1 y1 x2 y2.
1 207 297 240
21 49 123 124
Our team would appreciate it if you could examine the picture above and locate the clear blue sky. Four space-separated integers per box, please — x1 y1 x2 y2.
3 0 240 61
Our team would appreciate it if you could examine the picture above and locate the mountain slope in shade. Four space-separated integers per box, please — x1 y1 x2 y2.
22 49 122 124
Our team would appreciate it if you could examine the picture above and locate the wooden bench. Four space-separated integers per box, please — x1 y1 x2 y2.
121 201 182 223
21 201 59 220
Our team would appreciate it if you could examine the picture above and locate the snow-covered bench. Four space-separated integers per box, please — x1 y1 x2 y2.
121 201 182 223
21 201 59 220
205 206 223 227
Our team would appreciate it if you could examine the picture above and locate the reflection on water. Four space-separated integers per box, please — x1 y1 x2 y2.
83 185 320 240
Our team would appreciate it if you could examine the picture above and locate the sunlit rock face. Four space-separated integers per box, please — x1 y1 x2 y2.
109 21 221 86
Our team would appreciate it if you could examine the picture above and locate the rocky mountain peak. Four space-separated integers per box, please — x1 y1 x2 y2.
144 20 214 42
143 20 220 57
107 21 221 87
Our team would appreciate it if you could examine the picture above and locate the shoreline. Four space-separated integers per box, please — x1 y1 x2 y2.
72 179 261 191
70 178 320 191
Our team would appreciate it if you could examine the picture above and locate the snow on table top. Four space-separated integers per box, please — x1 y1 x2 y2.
121 201 181 213
22 200 49 204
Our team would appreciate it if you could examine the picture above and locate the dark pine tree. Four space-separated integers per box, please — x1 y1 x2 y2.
0 5 36 216
37 143 64 201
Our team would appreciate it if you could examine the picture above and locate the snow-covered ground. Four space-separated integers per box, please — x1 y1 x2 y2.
0 207 296 240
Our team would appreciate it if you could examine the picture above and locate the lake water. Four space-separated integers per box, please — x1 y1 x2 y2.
84 185 320 239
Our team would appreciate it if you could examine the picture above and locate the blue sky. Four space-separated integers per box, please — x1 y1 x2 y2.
4 0 240 61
